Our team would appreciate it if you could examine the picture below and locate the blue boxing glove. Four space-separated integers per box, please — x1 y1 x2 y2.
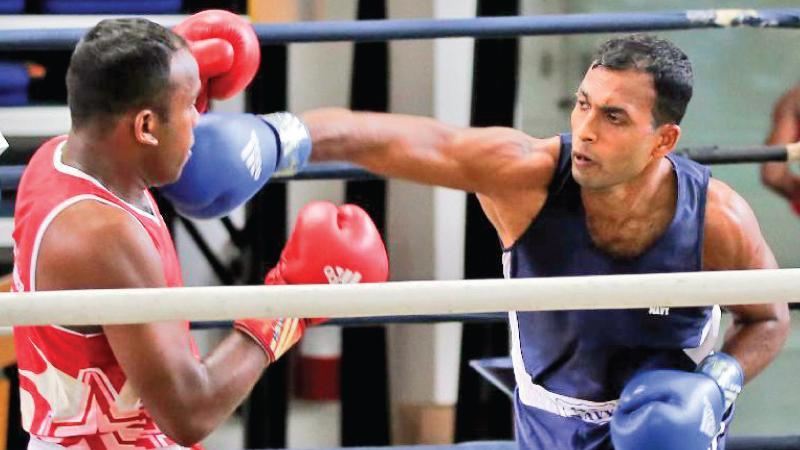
160 112 311 218
611 352 744 450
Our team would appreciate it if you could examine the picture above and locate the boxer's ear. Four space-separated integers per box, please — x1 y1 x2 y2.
134 109 159 147
652 123 680 158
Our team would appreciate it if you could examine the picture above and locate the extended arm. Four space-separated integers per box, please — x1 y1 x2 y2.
303 107 559 196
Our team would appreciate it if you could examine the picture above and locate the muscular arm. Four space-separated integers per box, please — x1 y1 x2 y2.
302 108 559 196
703 179 790 382
761 87 800 199
36 201 268 446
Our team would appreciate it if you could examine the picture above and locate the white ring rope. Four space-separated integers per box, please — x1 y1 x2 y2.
0 269 797 327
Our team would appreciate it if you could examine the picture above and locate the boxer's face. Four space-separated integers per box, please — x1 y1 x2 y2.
149 49 200 185
570 66 670 191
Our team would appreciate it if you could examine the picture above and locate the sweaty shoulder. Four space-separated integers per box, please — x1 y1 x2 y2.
473 133 561 247
456 127 559 158
703 179 776 270
451 128 560 195
35 199 166 291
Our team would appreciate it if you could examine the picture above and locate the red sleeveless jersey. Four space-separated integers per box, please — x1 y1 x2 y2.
12 136 192 449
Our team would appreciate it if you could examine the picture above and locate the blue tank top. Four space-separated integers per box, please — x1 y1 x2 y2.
506 134 720 449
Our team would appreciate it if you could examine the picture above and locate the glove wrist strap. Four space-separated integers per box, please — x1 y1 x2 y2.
696 352 744 411
235 317 306 364
259 112 312 176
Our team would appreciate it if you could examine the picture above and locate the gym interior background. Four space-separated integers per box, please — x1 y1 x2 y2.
0 0 798 448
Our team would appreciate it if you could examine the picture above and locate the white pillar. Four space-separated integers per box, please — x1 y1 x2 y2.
285 1 357 448
386 0 476 444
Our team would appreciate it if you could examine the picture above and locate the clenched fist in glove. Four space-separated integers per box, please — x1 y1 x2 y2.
159 112 311 219
611 352 744 450
173 10 260 112
235 201 389 363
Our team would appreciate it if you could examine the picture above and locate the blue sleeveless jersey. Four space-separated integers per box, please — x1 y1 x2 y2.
506 134 723 450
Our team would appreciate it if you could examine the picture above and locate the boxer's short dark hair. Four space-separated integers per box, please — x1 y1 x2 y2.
592 34 693 126
67 18 187 128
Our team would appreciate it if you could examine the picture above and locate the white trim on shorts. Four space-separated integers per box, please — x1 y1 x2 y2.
27 436 188 450
502 252 722 425
509 310 618 424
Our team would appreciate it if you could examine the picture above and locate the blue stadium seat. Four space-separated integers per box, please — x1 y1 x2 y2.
0 0 24 14
0 62 29 106
41 0 181 14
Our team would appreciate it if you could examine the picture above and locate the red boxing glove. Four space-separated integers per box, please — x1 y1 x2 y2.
235 201 389 362
266 201 389 286
173 10 260 112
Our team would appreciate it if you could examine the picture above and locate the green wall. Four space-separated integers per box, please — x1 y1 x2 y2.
519 0 800 266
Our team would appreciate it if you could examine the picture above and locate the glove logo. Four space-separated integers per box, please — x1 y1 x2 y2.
324 266 362 284
240 130 263 181
269 318 285 349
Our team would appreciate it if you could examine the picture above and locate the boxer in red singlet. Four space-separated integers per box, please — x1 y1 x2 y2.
11 18 388 450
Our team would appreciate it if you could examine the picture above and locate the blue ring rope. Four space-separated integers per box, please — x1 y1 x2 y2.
0 9 797 51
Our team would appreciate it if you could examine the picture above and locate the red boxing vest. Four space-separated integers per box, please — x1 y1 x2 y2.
12 136 195 449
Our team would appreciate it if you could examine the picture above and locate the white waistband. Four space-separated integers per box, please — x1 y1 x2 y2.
27 437 66 450
507 303 721 425
27 436 187 450
509 311 617 424
516 377 618 424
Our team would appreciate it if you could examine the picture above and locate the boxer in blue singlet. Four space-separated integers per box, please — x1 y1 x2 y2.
303 34 790 450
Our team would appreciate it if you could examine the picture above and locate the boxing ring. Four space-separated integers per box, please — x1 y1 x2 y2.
1 6 800 450
0 8 798 50
0 269 799 325
277 437 800 450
